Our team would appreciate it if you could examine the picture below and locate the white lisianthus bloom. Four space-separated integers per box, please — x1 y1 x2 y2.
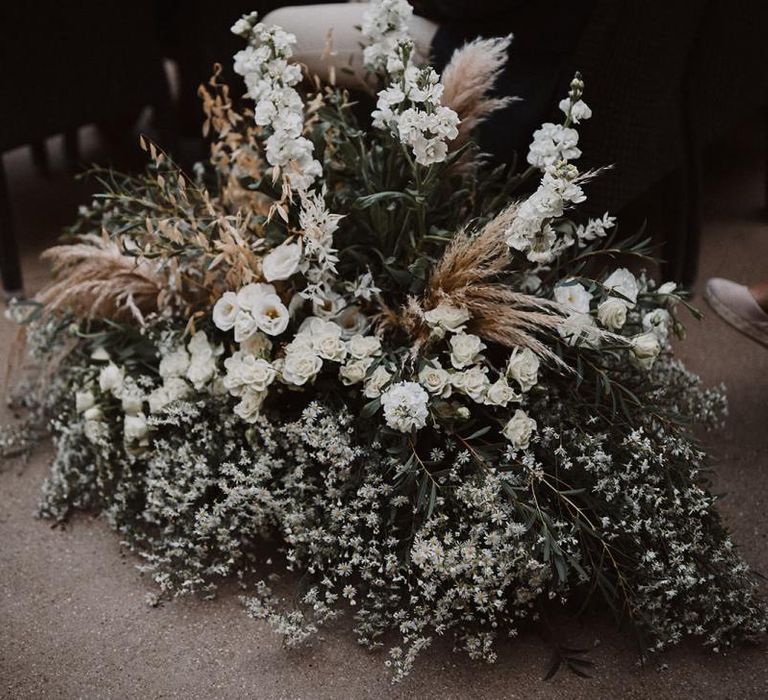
418 362 452 398
281 350 323 386
558 313 601 349
75 390 95 413
252 294 290 336
262 240 302 281
234 312 260 343
339 358 373 386
448 332 486 369
506 347 540 393
159 347 190 379
347 334 382 360
233 389 267 423
596 298 628 330
485 378 520 407
423 302 471 334
98 363 124 396
503 409 537 449
363 365 393 398
124 413 149 443
380 381 429 433
603 268 639 307
237 283 279 312
554 281 593 314
632 331 661 370
642 308 672 344
212 291 239 332
455 366 491 402
240 331 272 359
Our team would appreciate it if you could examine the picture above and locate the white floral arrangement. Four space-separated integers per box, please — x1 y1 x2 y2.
3 0 765 682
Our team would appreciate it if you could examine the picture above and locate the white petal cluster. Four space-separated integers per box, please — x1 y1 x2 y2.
213 283 290 340
575 212 615 245
371 43 459 166
296 191 343 304
380 381 429 433
502 409 537 449
361 0 414 72
232 16 321 191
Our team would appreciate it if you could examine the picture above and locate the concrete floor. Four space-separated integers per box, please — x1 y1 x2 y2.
1 126 768 698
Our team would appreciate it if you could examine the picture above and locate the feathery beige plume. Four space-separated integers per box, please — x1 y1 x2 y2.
391 205 568 365
38 233 176 325
441 35 514 152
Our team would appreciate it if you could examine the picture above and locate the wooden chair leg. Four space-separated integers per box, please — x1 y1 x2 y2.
0 158 23 296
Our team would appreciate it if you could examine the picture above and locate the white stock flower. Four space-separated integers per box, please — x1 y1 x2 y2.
575 213 615 244
363 365 393 398
603 268 639 307
554 281 593 314
159 347 190 379
212 291 239 331
281 349 323 386
506 347 540 393
632 332 661 370
418 362 451 397
423 302 470 334
558 97 592 123
263 240 302 281
502 409 537 449
597 298 628 330
527 123 581 169
347 334 382 359
449 332 485 369
339 358 373 386
99 363 124 396
75 390 95 413
380 381 429 433
485 378 520 407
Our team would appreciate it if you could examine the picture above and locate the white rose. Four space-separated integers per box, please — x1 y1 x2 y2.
281 350 323 386
363 365 393 398
313 331 347 363
347 334 382 360
423 303 470 333
339 358 372 386
554 281 593 314
642 309 671 344
632 331 661 370
485 378 520 407
98 363 124 396
596 298 628 330
186 355 217 390
212 291 239 331
159 347 190 379
252 294 290 336
233 389 267 423
603 268 639 307
262 240 302 282
121 389 144 416
380 381 429 433
224 353 277 395
237 283 278 313
75 390 95 413
234 311 260 343
502 409 537 449
558 313 601 349
456 366 491 402
124 413 149 443
506 347 540 393
240 331 272 359
449 332 486 369
418 363 451 398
